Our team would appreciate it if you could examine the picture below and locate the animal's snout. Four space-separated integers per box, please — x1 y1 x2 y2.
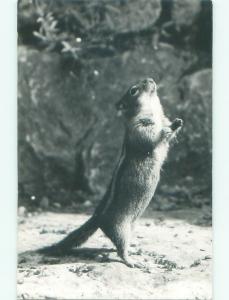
142 78 156 92
143 78 155 85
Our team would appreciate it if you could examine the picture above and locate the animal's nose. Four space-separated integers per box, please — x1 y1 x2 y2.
142 78 156 92
143 78 155 85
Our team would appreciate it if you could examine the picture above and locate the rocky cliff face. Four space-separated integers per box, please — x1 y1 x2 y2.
18 0 212 209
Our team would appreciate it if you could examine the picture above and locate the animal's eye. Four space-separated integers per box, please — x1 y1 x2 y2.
129 86 139 96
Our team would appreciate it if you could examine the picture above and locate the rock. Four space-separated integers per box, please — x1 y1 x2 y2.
33 269 41 275
39 228 48 234
18 45 198 206
53 202 61 209
83 200 92 208
203 255 211 260
18 140 44 204
171 0 202 29
178 69 212 181
190 259 201 268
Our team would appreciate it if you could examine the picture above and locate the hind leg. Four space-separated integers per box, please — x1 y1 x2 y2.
115 225 133 267
101 221 136 268
115 224 146 268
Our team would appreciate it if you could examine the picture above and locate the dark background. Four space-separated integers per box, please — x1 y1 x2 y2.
18 0 212 213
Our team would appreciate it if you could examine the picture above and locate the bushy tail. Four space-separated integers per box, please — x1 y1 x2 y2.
38 215 100 255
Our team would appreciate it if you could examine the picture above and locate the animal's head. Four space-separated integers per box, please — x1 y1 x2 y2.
116 78 163 120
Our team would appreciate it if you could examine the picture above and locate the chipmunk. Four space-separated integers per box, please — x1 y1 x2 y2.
39 78 183 268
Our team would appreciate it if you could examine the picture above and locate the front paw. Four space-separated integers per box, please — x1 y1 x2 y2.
171 118 183 131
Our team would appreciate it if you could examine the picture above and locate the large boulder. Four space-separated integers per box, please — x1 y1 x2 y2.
178 69 212 172
171 0 202 29
154 69 212 209
18 44 196 207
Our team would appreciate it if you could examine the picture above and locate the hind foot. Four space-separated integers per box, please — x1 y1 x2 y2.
122 257 146 269
38 243 69 256
120 252 146 269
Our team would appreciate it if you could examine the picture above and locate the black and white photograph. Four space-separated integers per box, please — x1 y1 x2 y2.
17 0 212 299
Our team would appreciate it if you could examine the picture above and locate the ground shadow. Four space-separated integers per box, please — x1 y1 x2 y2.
18 247 119 267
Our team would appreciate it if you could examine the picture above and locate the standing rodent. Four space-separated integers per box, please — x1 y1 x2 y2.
39 78 183 268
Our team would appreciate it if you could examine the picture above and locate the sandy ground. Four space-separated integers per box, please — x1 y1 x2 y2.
17 207 212 299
